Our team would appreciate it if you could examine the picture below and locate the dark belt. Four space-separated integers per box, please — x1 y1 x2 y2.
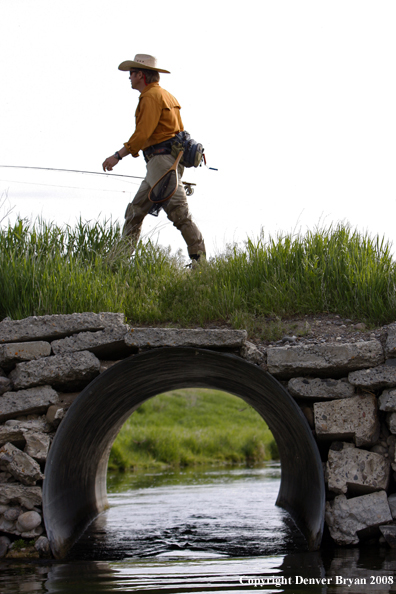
143 138 174 160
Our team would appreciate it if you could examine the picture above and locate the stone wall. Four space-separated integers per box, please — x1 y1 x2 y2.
1 312 396 557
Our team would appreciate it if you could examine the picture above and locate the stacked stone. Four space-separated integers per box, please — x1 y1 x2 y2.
267 328 396 547
0 312 132 558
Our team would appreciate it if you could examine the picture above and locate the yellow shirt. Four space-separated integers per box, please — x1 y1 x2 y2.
124 83 184 158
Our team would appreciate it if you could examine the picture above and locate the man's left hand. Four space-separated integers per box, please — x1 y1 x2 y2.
102 155 119 172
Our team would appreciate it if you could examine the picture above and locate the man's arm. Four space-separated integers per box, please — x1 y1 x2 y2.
102 146 129 172
123 97 161 157
102 96 161 172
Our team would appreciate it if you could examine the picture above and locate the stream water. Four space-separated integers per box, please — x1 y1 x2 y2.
1 463 395 593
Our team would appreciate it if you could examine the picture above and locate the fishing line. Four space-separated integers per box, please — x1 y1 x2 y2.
0 178 140 192
0 164 145 181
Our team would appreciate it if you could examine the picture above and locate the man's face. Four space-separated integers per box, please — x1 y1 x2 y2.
129 69 140 90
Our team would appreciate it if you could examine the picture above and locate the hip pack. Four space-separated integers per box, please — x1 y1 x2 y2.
171 131 204 168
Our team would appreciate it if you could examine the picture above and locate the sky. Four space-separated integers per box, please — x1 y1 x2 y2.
1 0 396 259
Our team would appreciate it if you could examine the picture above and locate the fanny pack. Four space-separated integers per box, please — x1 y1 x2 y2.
171 131 204 168
144 132 204 168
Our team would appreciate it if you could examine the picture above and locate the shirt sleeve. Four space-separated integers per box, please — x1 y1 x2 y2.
124 97 162 158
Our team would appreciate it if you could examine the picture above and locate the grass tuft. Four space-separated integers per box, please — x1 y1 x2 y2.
1 218 396 330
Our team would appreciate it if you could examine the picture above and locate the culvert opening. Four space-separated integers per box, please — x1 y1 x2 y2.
107 387 279 473
43 348 325 558
69 387 290 560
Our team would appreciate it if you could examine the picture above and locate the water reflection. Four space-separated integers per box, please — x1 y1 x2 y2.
71 463 307 560
1 464 396 593
2 549 396 594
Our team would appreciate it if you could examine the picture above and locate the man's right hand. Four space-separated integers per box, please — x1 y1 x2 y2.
102 155 119 172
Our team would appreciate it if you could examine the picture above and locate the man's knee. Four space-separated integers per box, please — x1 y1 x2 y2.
123 203 147 238
166 203 192 229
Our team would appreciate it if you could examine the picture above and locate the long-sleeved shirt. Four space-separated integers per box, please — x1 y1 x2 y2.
124 83 184 158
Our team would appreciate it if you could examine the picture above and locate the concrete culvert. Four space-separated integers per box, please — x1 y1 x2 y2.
42 348 325 558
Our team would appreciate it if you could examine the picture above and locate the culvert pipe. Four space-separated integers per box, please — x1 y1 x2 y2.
43 348 325 558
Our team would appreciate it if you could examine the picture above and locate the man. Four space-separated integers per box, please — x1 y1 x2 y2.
102 54 206 262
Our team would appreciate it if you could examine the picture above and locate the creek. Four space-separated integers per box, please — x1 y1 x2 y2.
1 463 395 593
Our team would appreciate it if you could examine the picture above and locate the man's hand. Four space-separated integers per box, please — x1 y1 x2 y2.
102 147 129 172
102 155 119 172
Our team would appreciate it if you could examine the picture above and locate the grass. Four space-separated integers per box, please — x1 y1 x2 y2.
1 218 396 337
108 388 278 471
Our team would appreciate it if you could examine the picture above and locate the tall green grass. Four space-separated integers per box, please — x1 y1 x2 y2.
1 218 396 333
109 388 278 471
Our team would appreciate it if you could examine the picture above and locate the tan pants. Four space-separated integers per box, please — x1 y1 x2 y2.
122 154 205 256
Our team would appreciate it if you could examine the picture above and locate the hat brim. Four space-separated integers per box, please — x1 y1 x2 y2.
118 60 170 74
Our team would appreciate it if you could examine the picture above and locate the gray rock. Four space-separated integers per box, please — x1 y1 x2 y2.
34 535 51 557
0 341 51 369
326 444 390 494
124 327 247 349
24 432 50 462
371 444 387 455
20 525 43 538
51 326 131 358
16 510 41 532
0 386 59 422
0 443 44 485
288 377 355 400
387 435 396 459
314 395 379 447
267 340 384 379
388 493 396 519
240 341 264 364
385 324 396 359
46 405 65 427
281 335 297 344
0 484 42 509
0 536 11 558
379 525 396 548
349 365 396 390
325 491 392 545
0 426 25 447
387 413 396 435
4 507 21 521
0 312 125 343
379 389 396 412
9 351 100 390
0 517 16 533
0 376 12 396
5 417 52 433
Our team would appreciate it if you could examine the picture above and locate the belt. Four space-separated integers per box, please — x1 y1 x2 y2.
143 138 173 159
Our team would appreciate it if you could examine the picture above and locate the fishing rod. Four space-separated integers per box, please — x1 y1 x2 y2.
0 162 218 196
0 164 145 180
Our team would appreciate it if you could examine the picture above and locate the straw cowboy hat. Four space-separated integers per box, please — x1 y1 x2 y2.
118 54 170 73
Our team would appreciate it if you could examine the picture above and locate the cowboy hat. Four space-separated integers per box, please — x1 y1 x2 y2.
118 54 170 74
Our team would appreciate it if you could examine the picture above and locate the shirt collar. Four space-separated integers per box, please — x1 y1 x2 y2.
140 82 160 97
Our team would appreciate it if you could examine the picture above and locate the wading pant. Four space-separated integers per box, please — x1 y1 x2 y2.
122 154 205 256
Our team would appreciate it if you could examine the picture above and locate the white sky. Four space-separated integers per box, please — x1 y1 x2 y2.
1 0 395 258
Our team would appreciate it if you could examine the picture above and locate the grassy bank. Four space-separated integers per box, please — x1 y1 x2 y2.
1 218 396 336
108 388 278 471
